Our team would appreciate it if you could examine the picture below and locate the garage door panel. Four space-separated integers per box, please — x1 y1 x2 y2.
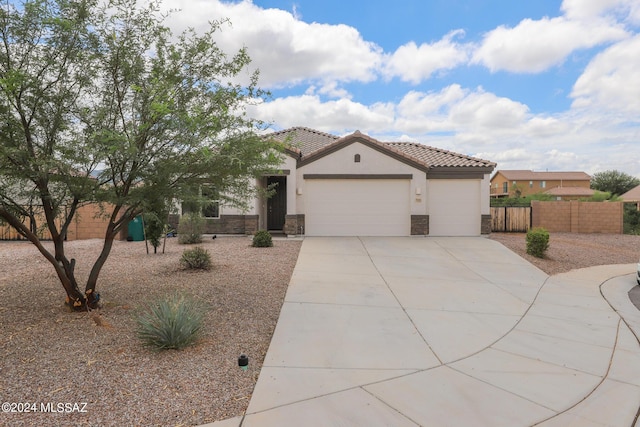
428 180 480 236
306 180 410 236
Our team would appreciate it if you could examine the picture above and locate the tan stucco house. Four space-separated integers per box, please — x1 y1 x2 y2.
490 170 591 199
197 127 496 237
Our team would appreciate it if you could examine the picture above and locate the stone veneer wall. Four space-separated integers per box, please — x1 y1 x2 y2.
171 214 260 235
410 215 429 235
284 214 305 235
481 214 492 235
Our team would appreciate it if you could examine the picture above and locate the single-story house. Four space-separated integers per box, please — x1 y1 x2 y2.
621 184 640 202
195 127 496 237
543 186 597 200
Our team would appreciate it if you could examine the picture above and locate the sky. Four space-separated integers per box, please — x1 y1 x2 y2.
161 0 640 177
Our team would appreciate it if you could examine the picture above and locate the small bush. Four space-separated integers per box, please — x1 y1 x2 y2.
178 212 204 244
180 246 212 270
252 230 273 247
135 294 206 351
526 227 550 258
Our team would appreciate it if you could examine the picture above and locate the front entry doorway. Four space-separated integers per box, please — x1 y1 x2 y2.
267 176 287 231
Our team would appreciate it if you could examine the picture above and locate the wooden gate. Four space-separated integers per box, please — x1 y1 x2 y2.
491 206 531 232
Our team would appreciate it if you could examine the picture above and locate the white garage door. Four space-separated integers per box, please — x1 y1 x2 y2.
305 179 411 236
428 180 481 236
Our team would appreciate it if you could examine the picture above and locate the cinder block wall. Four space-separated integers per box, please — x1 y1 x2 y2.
67 204 112 241
531 201 623 233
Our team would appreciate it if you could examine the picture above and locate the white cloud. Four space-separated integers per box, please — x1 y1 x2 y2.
161 0 383 89
253 85 538 140
472 16 627 73
561 0 638 21
449 89 530 130
383 30 469 83
248 94 394 134
571 34 640 114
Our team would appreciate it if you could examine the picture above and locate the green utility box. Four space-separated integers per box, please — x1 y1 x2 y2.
127 215 145 241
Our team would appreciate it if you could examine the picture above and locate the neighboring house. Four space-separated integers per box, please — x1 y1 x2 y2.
543 186 597 201
196 127 496 237
490 170 591 198
621 184 640 202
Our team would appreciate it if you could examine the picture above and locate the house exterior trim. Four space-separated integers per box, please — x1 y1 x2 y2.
303 174 413 180
428 167 493 179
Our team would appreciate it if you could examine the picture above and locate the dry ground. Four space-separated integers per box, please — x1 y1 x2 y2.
488 232 640 275
0 236 301 427
1 233 639 426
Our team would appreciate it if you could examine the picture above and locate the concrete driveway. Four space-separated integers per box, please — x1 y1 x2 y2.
210 237 640 427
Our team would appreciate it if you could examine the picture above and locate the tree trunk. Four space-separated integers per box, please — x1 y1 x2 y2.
0 207 87 310
84 205 134 308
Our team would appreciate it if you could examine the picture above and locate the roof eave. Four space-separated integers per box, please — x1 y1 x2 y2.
427 166 496 179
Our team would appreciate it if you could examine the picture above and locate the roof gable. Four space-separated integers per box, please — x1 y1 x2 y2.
298 131 431 172
267 127 496 175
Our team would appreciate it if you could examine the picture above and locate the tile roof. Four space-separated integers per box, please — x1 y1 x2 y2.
496 170 591 181
386 142 496 169
621 184 640 201
267 127 338 155
267 127 495 169
544 187 596 196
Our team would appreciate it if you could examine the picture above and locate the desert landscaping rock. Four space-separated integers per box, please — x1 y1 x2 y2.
489 232 640 275
0 236 301 427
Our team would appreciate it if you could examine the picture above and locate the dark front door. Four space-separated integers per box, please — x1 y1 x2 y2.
267 176 286 230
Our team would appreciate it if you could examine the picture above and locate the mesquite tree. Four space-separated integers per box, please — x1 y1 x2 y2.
591 170 640 197
0 0 281 310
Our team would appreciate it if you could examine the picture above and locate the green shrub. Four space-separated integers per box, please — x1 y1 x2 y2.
526 227 550 258
143 211 165 253
180 246 212 270
135 294 206 351
624 202 640 235
178 212 204 244
252 230 273 247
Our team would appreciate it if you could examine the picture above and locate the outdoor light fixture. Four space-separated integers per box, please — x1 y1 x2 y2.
238 354 249 371
415 187 422 195
297 187 303 195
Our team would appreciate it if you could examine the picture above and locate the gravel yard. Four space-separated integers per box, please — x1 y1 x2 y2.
1 232 639 426
0 236 301 427
489 232 640 275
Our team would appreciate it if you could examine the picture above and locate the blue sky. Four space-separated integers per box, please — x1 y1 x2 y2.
164 0 640 177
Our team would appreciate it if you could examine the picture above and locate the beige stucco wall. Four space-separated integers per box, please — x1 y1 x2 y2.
296 141 427 216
